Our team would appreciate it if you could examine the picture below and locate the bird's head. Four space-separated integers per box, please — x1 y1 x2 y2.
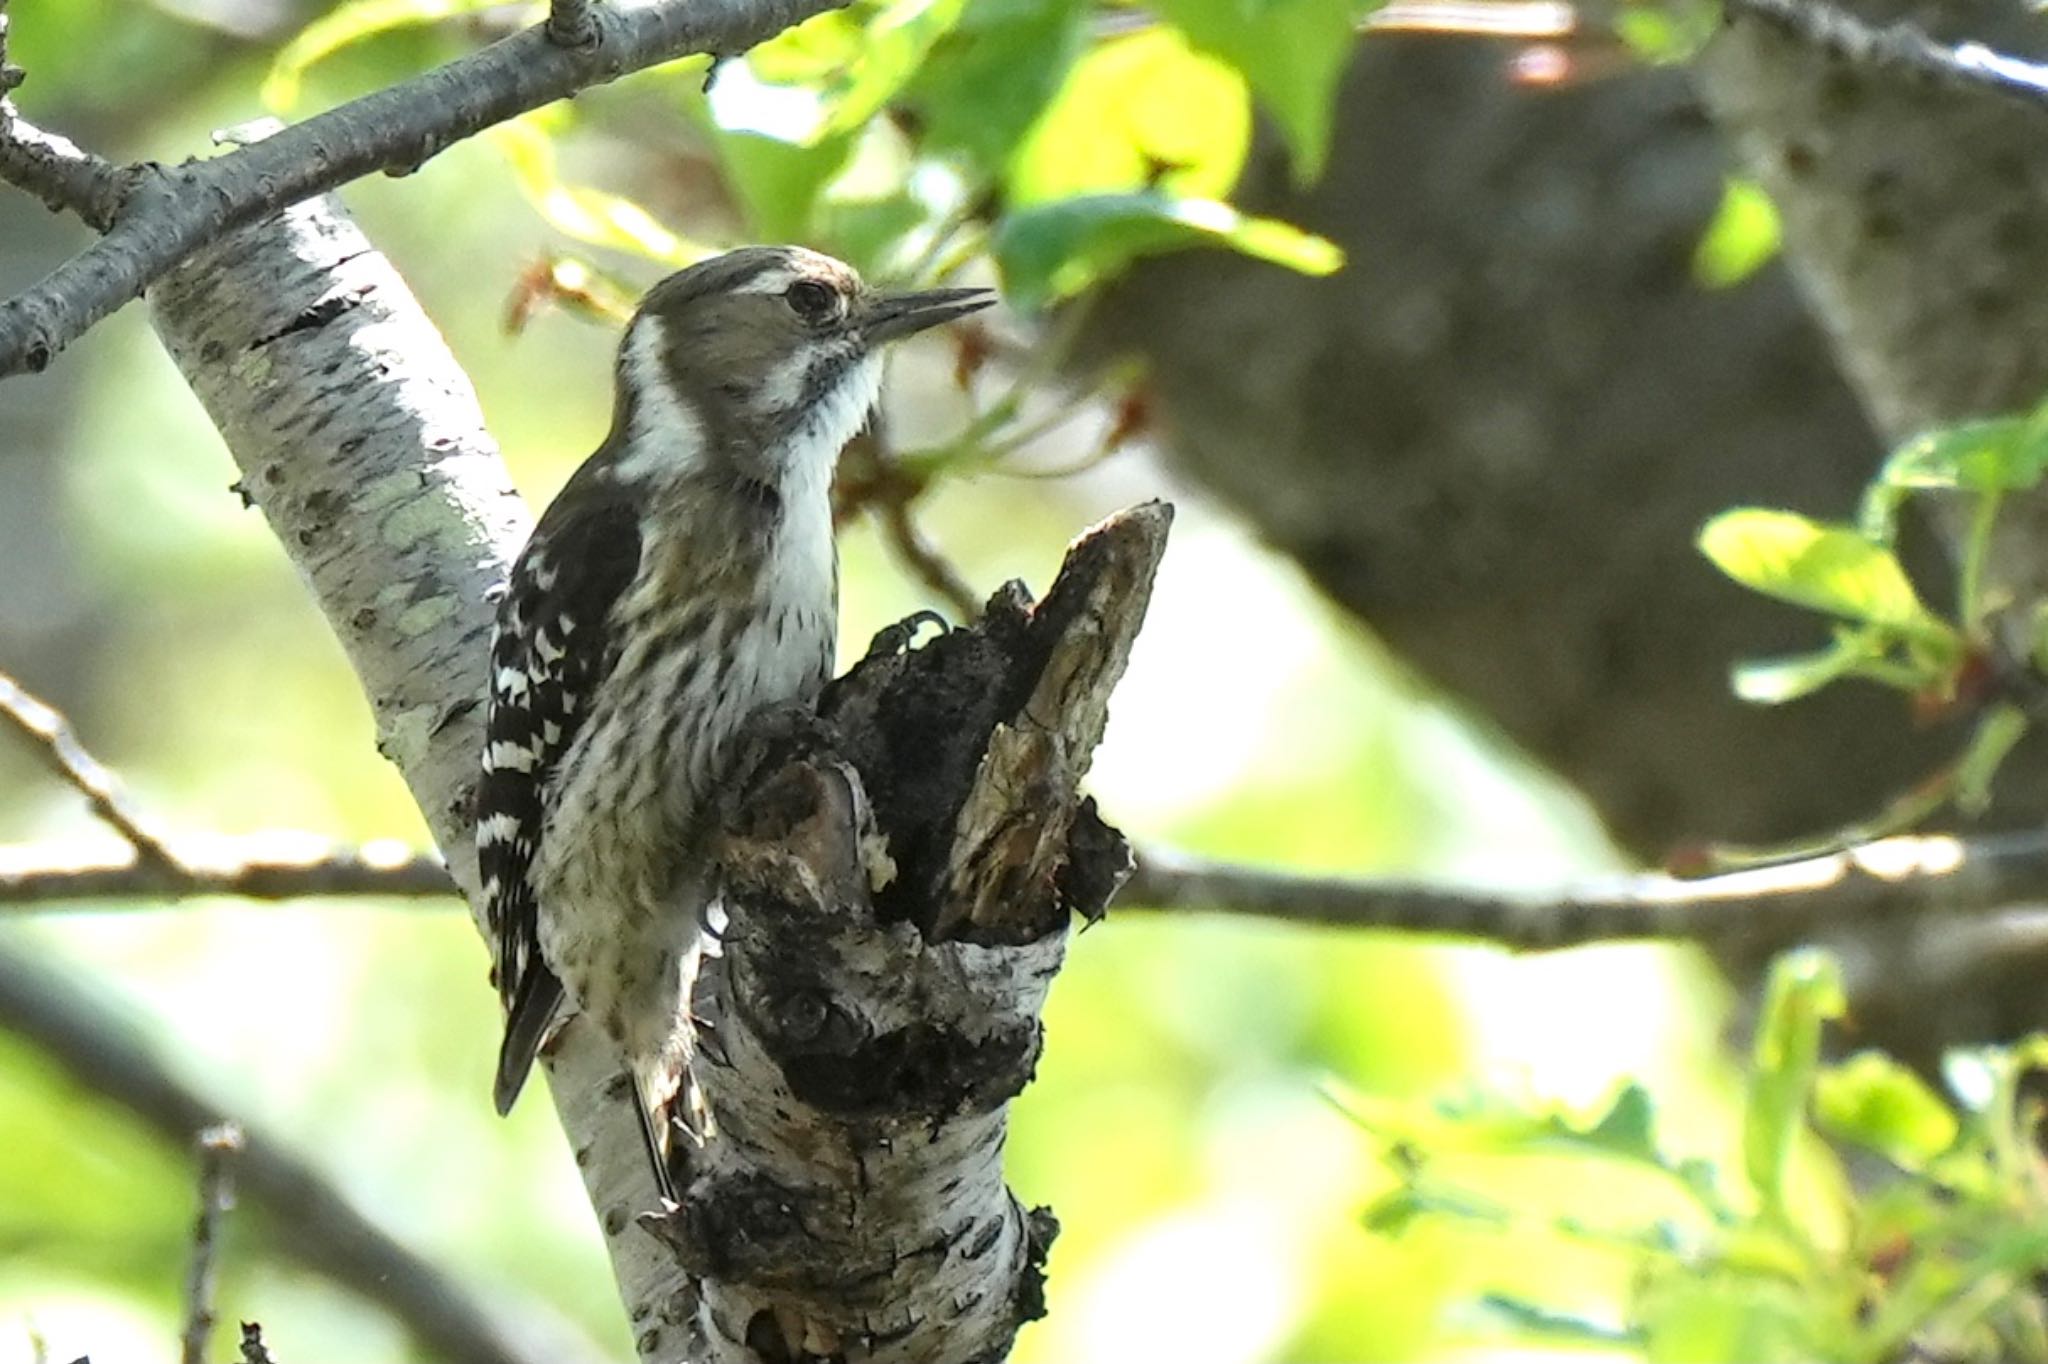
607 245 993 488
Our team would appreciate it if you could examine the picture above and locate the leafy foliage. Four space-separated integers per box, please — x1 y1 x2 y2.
262 0 1350 308
1346 951 2048 1363
1696 393 2048 843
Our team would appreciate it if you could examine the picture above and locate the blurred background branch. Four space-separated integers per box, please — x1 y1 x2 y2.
0 936 608 1364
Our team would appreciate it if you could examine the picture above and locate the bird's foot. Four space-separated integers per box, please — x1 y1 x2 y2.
863 608 948 661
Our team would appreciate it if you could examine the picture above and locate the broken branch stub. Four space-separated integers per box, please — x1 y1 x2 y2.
675 501 1170 1363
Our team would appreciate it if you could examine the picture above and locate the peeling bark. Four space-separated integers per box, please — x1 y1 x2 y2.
661 505 1166 1362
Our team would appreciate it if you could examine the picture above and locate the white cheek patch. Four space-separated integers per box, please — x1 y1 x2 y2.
617 316 709 480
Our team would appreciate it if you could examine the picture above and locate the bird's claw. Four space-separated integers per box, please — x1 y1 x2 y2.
863 609 948 661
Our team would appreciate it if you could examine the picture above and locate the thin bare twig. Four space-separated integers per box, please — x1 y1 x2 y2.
181 1124 245 1364
878 493 981 620
7 815 2048 963
0 0 846 376
0 834 453 906
0 670 179 872
0 938 608 1364
1126 831 2048 951
1723 0 2048 112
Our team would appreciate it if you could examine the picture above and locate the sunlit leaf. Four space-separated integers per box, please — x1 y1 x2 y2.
1693 178 1780 290
820 0 969 138
1744 949 1845 1223
995 192 1341 310
1699 509 1941 633
1151 0 1357 179
1361 1182 1510 1234
488 117 706 265
1637 1272 1818 1363
1815 1051 1958 1172
263 0 514 111
1007 29 1250 206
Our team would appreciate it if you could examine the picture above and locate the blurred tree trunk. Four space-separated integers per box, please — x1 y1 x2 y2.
1092 32 2048 863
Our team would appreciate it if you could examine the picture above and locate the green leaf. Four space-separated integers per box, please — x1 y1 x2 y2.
1693 179 1781 289
1007 29 1251 206
1860 417 2040 542
263 0 505 111
1150 0 1358 179
1814 1051 1958 1171
819 0 969 138
995 192 1342 310
488 117 707 265
1744 950 1846 1223
1361 1182 1510 1235
1637 1272 1817 1363
908 0 1089 177
714 128 860 242
1575 1083 1659 1160
1957 703 2028 815
1699 509 1939 633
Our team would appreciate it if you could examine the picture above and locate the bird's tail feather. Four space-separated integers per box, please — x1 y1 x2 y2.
494 969 564 1116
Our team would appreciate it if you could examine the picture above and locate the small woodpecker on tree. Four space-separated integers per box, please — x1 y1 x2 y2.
476 245 995 1197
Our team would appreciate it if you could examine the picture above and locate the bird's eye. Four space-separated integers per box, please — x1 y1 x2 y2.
785 279 840 324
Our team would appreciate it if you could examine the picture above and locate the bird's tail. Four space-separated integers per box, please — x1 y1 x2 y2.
494 968 565 1116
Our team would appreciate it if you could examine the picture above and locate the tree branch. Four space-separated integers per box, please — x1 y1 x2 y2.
0 937 607 1364
0 0 847 377
180 1124 244 1364
0 668 180 872
1722 0 2048 114
10 825 2048 966
1126 832 2048 951
0 833 453 905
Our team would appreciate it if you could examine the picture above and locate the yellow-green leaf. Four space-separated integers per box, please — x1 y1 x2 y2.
1699 509 1936 631
1815 1051 1958 1172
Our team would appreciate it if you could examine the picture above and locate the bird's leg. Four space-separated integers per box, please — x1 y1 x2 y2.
632 1072 679 1205
862 608 948 661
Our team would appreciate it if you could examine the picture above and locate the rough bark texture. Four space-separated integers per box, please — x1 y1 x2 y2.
659 505 1165 1362
1087 33 2048 861
145 196 1165 1362
145 196 702 1358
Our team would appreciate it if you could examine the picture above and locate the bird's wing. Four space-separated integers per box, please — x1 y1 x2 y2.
479 478 641 1113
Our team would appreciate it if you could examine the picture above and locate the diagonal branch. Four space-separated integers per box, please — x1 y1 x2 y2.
0 937 608 1364
0 669 180 872
1722 0 2048 114
0 0 847 377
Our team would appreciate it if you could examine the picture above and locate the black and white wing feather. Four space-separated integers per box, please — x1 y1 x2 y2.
479 479 641 1115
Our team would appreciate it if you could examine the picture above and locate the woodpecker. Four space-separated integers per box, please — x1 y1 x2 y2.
478 246 994 1195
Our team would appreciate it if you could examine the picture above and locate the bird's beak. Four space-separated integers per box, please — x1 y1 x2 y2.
861 286 997 344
